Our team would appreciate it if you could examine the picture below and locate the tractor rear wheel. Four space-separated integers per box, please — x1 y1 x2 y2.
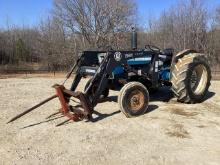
171 53 211 103
118 82 149 117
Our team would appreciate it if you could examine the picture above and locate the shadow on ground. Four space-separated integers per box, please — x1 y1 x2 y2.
21 115 65 129
90 110 121 122
150 87 215 103
150 87 174 102
91 104 158 122
21 90 215 128
202 91 215 102
102 87 174 103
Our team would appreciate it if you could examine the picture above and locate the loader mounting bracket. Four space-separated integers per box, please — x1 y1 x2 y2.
53 84 93 125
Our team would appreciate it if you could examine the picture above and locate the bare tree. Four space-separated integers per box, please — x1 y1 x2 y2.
1 0 220 72
207 5 220 66
38 16 70 70
145 0 208 53
52 0 136 49
215 6 220 28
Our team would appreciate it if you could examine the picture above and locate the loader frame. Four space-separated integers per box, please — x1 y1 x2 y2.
71 50 160 107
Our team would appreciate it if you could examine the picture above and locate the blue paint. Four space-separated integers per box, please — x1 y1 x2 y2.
127 57 151 65
113 57 152 75
159 67 170 81
113 67 124 75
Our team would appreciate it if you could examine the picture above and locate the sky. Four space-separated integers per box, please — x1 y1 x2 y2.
0 0 220 28
0 0 52 27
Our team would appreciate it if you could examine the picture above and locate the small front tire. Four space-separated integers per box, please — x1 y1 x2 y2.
118 82 149 117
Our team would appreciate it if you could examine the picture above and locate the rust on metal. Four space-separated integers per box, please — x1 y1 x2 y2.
53 84 93 122
128 89 145 111
78 93 93 119
54 85 69 115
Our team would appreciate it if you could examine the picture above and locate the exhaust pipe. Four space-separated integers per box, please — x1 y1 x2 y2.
131 27 137 50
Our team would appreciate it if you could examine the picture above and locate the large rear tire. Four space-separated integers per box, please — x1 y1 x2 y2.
171 53 211 103
118 82 149 117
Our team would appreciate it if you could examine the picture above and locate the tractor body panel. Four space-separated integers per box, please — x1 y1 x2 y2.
78 50 172 82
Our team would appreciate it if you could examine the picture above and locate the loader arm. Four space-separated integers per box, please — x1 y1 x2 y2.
71 50 160 107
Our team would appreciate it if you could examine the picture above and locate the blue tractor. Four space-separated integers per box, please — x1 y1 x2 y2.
68 28 211 118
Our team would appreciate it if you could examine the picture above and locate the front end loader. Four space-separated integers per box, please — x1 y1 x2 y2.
8 28 211 126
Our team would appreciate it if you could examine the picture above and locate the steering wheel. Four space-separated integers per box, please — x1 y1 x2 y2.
145 45 161 54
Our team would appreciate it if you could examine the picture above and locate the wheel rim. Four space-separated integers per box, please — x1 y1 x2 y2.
190 64 208 95
127 89 145 111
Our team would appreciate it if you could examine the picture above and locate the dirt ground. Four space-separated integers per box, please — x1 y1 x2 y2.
0 76 220 165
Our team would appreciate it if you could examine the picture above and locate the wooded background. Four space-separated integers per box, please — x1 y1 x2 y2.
0 0 220 73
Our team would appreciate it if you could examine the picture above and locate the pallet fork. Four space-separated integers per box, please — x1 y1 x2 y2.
8 84 93 126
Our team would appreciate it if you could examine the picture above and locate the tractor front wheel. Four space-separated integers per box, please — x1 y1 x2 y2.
118 82 149 117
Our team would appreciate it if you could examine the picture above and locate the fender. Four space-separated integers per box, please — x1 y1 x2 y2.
174 49 197 63
170 49 197 79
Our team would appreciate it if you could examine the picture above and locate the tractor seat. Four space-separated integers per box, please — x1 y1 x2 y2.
163 48 174 56
159 48 174 62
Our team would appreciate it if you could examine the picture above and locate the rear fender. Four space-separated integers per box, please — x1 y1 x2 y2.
170 49 197 79
174 49 197 63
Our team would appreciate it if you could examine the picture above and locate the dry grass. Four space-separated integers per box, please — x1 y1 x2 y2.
166 124 190 138
202 102 220 114
169 108 199 117
197 125 206 128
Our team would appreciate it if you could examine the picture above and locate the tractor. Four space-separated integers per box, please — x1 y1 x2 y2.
8 28 211 125
69 28 211 117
